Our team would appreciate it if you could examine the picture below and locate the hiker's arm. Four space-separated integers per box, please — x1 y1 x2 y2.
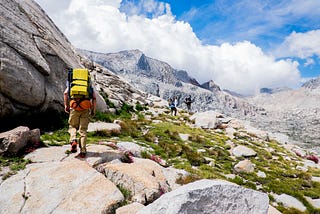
91 91 97 116
63 88 70 113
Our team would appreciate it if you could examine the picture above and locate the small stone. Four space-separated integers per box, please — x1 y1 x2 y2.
257 170 266 178
234 159 254 173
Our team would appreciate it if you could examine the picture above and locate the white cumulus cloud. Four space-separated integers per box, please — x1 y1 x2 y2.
35 0 302 95
275 30 320 59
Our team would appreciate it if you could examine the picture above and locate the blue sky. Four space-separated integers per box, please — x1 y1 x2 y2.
35 0 320 94
119 0 320 78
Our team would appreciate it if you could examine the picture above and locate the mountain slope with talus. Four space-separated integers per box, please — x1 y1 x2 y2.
79 49 266 119
246 80 320 153
81 49 320 154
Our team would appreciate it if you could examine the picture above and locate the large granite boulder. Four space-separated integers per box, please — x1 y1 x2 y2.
0 0 82 119
101 158 171 204
0 146 124 213
0 0 147 129
0 126 40 155
1 144 193 213
137 179 269 214
232 145 257 158
189 111 223 129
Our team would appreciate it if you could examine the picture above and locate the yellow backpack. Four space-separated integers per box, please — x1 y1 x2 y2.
68 68 93 99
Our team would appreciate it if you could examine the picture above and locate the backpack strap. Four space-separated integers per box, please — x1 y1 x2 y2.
67 68 73 100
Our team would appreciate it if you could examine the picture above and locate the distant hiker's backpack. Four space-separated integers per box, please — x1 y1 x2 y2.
169 100 175 108
67 68 93 110
185 97 191 103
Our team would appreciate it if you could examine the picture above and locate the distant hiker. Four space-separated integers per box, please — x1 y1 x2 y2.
168 98 177 116
174 96 179 108
184 95 193 111
64 68 96 158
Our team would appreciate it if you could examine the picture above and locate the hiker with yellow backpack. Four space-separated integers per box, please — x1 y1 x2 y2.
63 68 96 158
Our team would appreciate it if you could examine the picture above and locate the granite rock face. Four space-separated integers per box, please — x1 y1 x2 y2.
0 148 124 214
0 0 147 129
0 0 82 119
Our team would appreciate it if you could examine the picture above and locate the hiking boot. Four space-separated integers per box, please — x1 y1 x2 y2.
79 152 86 158
70 139 77 153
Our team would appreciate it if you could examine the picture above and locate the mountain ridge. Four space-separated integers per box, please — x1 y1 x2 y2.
79 49 265 118
81 49 320 154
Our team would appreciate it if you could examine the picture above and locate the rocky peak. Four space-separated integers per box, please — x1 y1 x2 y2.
201 80 221 92
302 77 320 89
81 49 178 84
137 54 151 71
173 70 200 86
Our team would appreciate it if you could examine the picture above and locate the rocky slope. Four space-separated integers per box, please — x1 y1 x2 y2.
246 79 320 153
1 101 320 213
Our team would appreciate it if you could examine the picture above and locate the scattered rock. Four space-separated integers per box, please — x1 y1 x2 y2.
312 176 320 182
292 146 307 157
304 160 320 169
306 154 319 164
189 111 222 129
305 197 320 209
117 142 145 158
234 159 255 173
228 119 245 129
257 170 267 178
137 179 269 214
296 165 308 172
161 167 190 191
243 124 269 140
101 158 170 204
268 205 282 214
116 202 145 214
0 126 40 155
225 174 236 180
225 127 236 139
146 95 168 108
284 156 291 161
273 193 306 212
232 145 257 158
179 133 190 141
87 122 121 133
